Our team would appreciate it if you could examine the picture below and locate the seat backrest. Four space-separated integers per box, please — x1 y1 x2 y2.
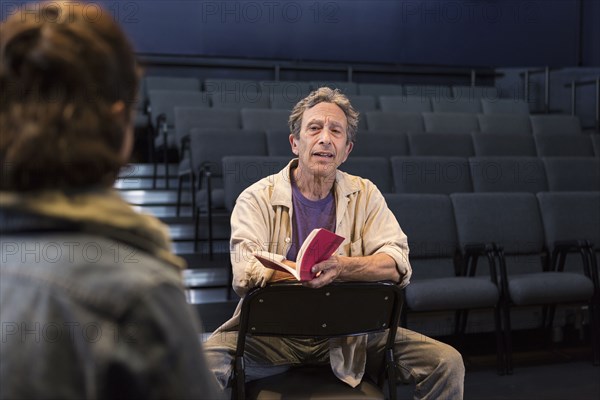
451 192 545 264
537 191 600 251
340 157 392 193
408 133 474 157
480 99 530 115
472 133 537 156
174 107 242 145
265 130 293 156
311 81 359 95
241 109 290 131
222 156 291 211
269 93 304 110
365 111 424 133
379 95 432 113
175 108 242 144
404 85 452 99
477 114 532 135
530 115 582 135
385 194 458 279
350 133 409 158
211 90 269 109
148 90 210 128
431 97 482 114
144 76 200 94
238 281 402 339
188 130 267 177
543 157 600 191
347 95 378 113
203 79 261 95
534 134 594 157
358 83 403 96
391 156 472 194
259 80 312 97
452 86 502 101
235 281 402 399
469 156 548 193
422 112 479 134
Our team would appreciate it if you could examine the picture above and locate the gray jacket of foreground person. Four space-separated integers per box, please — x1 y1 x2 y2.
0 190 224 400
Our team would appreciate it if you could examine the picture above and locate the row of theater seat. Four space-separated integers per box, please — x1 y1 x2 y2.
384 191 600 373
159 106 586 151
182 129 600 161
143 76 512 99
147 88 528 114
186 155 598 254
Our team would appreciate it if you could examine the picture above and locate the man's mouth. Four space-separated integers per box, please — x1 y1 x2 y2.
312 152 334 158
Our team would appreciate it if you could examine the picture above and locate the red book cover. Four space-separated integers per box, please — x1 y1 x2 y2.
254 228 344 281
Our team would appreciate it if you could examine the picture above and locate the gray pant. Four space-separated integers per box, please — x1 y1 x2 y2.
204 327 465 400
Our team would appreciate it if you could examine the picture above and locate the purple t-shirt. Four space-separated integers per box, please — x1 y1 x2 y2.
286 175 336 262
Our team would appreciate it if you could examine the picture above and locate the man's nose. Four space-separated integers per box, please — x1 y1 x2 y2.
318 128 332 144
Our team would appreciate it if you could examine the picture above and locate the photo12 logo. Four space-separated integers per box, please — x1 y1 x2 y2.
1 1 140 24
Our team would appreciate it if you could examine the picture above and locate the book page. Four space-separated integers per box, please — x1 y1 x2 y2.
254 251 300 280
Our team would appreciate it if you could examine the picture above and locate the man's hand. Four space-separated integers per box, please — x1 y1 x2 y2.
303 255 346 288
268 260 298 282
303 253 400 289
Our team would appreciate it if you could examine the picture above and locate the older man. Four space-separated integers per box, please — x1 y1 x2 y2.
205 87 465 399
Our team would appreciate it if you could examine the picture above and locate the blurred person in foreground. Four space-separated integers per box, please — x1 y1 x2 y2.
204 87 465 399
0 2 222 399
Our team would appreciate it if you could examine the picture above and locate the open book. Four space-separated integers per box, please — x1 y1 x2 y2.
254 228 345 281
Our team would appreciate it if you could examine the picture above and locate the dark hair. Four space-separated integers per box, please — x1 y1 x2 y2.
288 87 359 144
0 1 139 191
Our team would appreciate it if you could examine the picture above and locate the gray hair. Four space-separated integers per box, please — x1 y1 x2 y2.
288 87 359 144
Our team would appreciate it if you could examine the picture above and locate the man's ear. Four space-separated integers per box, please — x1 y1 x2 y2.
289 134 299 155
340 141 353 163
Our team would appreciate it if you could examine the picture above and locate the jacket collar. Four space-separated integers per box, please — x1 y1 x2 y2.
270 158 361 209
0 189 186 270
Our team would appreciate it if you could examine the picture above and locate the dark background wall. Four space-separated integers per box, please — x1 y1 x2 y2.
1 0 597 67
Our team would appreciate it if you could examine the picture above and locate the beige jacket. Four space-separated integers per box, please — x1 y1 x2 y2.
215 159 411 386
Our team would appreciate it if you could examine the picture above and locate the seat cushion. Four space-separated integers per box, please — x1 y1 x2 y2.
405 277 499 311
246 366 384 400
508 272 594 305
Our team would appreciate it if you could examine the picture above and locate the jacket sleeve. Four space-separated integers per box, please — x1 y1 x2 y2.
229 191 278 298
361 183 412 287
104 283 225 400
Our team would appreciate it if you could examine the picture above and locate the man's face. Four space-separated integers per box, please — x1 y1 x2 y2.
289 102 353 178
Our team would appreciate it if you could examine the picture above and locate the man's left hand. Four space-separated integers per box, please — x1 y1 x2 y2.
303 255 346 288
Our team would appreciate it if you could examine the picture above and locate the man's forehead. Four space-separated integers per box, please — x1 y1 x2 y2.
301 102 347 125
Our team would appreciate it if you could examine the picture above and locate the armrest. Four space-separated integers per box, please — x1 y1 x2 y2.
462 243 497 278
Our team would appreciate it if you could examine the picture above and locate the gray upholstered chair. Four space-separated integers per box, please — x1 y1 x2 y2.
408 133 474 157
188 131 268 255
451 192 596 373
537 191 600 367
391 156 472 194
386 193 505 374
341 157 393 193
350 133 409 158
534 134 595 157
469 156 548 193
148 90 211 187
530 115 582 135
476 114 532 135
379 95 432 113
422 112 479 134
471 133 537 156
365 111 424 133
543 157 600 191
